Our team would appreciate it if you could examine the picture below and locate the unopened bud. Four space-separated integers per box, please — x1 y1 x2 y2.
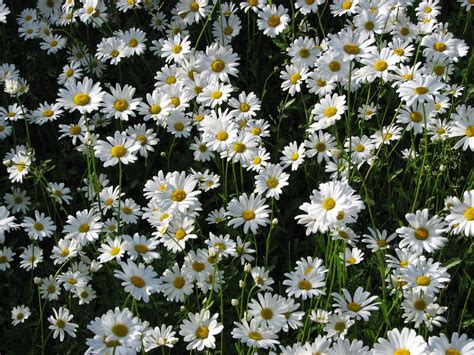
244 263 252 273
331 148 343 159
239 280 246 288
160 151 166 157
271 218 278 226
231 299 239 306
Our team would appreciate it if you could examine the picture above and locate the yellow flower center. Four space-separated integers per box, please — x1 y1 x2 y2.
111 50 120 58
253 157 262 165
298 279 312 290
149 104 161 114
122 207 132 215
433 66 445 76
324 106 337 117
111 145 127 158
347 302 361 312
70 125 81 135
299 48 310 58
291 152 299 160
73 93 90 106
373 60 388 71
248 331 263 340
42 109 54 117
128 39 138 48
233 142 246 153
166 76 177 85
130 275 145 288
0 256 8 263
55 319 66 328
175 228 186 240
414 299 426 311
341 0 352 10
242 209 255 221
174 122 185 131
445 349 461 355
216 130 229 141
224 26 233 35
464 207 474 221
211 59 225 72
414 86 429 95
79 224 90 233
173 276 185 289
334 322 346 332
134 244 148 253
266 177 279 189
60 249 69 257
400 260 409 268
416 275 431 286
343 43 360 55
410 111 422 122
394 48 404 56
365 21 375 30
290 73 301 84
113 99 129 112
189 1 199 12
171 189 187 202
110 246 121 256
195 325 209 339
322 197 336 210
414 227 429 240
112 324 129 337
329 61 341 72
465 126 474 137
394 349 410 355
192 261 205 272
377 239 388 247
33 223 44 231
267 15 281 27
347 256 356 264
433 42 447 52
260 308 273 320
354 144 365 152
211 91 222 99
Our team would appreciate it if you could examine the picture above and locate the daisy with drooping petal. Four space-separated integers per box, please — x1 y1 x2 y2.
226 192 271 234
143 324 179 351
373 327 427 355
445 189 474 237
48 307 78 342
179 309 223 351
57 77 104 113
63 209 102 246
310 93 347 131
114 259 161 303
231 318 280 350
94 131 140 167
331 287 380 321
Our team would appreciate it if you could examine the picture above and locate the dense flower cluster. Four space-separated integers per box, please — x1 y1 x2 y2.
0 0 473 353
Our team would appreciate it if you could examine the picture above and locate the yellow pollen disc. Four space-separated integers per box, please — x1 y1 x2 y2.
128 39 138 48
433 42 447 52
377 239 388 247
414 227 429 240
394 349 410 355
174 122 185 131
329 61 341 72
324 106 337 117
414 299 426 311
240 102 250 112
341 0 352 10
192 261 205 272
198 144 207 152
383 133 393 140
334 322 346 332
249 0 258 5
465 126 474 137
79 223 90 233
112 324 129 337
134 244 148 253
336 211 345 220
73 93 90 106
211 91 223 99
171 189 187 202
149 104 162 115
136 135 147 145
122 207 132 215
130 275 145 288
33 223 44 231
347 302 361 312
394 48 404 56
322 197 336 210
373 60 388 71
354 144 365 152
105 339 121 348
166 76 177 85
173 276 185 289
111 49 120 58
343 43 360 55
403 73 413 80
50 40 58 47
26 28 33 34
110 246 121 256
291 152 299 161
253 157 262 164
16 163 25 172
6 112 15 118
14 196 23 203
175 228 186 240
216 130 229 141
113 99 128 112
290 73 301 84
299 48 310 58
315 142 326 152
400 27 410 36
410 112 422 122
211 59 225 72
233 142 246 153
298 279 312 290
424 7 432 13
195 326 209 339
464 207 474 221
242 209 255 221
260 308 273 320
365 21 375 30
267 15 281 27
55 319 66 328
416 275 431 286
111 145 127 158
104 198 114 206
224 26 233 35
42 109 54 117
67 277 77 285
414 86 429 95
47 284 56 293
0 126 4 132
60 249 69 257
267 177 279 189
189 1 199 12
433 66 445 76
445 348 461 355
248 331 263 340
305 0 315 4
80 291 89 298
436 127 445 134
251 127 261 136
194 114 204 122
86 6 94 14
